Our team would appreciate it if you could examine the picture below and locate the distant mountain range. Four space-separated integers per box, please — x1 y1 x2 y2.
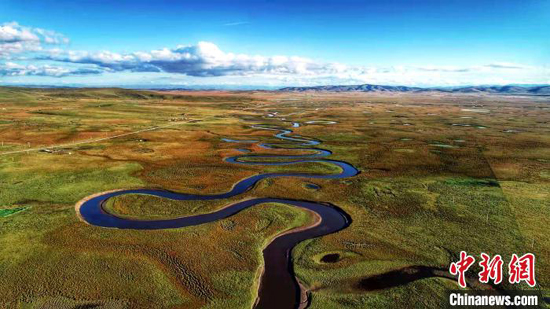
279 84 550 94
2 84 550 94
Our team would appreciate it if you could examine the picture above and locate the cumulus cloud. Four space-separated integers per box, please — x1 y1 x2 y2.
0 23 545 85
0 62 102 77
39 41 356 77
0 22 69 58
38 42 540 83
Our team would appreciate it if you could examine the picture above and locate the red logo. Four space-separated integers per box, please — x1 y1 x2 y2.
478 253 503 284
449 251 475 288
509 253 536 287
450 252 536 288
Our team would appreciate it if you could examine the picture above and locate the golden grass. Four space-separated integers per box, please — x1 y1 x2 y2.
0 87 548 308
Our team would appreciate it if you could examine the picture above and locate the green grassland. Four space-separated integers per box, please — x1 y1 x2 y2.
0 87 548 308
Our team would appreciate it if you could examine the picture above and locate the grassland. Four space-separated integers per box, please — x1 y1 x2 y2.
0 87 548 308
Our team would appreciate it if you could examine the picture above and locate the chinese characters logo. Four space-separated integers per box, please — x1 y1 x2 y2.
449 251 536 288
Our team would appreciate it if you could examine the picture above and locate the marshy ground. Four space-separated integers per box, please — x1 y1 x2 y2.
0 87 548 308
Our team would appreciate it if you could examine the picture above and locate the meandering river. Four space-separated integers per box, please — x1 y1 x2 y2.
76 122 359 309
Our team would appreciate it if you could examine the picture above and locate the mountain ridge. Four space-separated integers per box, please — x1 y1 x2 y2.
279 84 550 94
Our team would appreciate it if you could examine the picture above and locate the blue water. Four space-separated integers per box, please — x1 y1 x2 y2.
305 183 321 190
77 123 359 309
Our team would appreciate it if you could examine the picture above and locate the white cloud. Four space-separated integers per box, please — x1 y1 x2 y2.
0 22 69 58
0 62 102 77
40 41 358 77
38 42 544 86
1 22 547 86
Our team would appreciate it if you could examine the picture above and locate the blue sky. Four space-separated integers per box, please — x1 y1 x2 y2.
0 0 548 87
